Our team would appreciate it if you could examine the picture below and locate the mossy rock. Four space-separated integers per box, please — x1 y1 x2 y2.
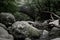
12 21 42 38
0 13 15 27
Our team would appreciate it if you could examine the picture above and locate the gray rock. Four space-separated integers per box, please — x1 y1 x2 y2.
0 13 15 27
0 23 7 29
25 38 31 40
0 26 14 40
50 27 60 39
51 38 60 40
40 30 49 40
12 21 42 38
27 21 42 29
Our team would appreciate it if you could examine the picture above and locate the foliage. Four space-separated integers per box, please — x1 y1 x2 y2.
13 12 31 21
19 0 60 21
0 0 18 13
0 0 60 21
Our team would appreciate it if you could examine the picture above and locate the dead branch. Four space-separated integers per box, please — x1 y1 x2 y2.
42 11 60 19
50 13 54 21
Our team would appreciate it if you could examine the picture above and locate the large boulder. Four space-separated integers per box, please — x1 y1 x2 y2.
0 23 14 40
40 30 49 40
49 27 60 39
0 23 7 29
0 13 15 27
51 38 60 40
12 21 42 38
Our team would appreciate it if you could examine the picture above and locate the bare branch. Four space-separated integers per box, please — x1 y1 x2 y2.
42 11 60 19
50 13 54 21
